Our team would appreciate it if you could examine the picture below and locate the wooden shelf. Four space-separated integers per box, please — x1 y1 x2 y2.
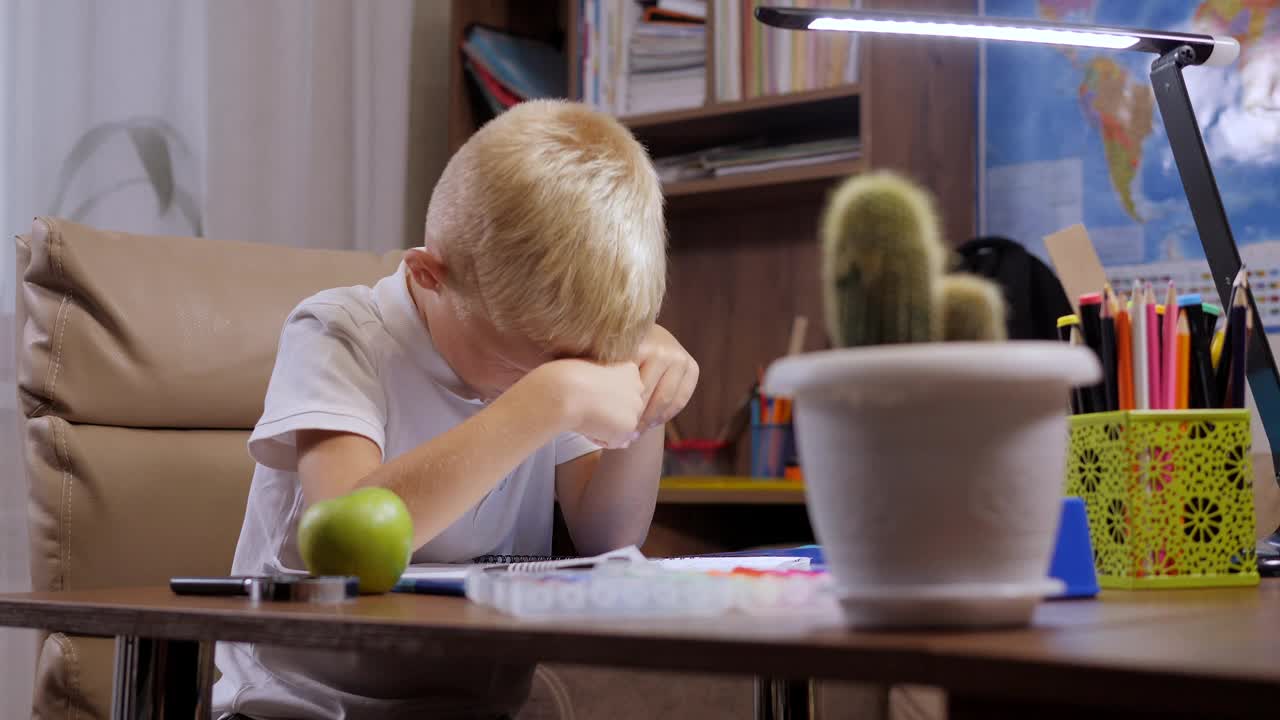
623 87 861 159
663 158 864 200
659 477 807 505
620 84 861 131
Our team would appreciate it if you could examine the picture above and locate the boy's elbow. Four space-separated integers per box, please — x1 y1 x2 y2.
572 521 650 556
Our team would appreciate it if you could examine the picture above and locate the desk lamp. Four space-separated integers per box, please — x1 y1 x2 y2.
757 6 1280 576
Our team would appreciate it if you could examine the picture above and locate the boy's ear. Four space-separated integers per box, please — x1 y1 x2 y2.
404 247 447 292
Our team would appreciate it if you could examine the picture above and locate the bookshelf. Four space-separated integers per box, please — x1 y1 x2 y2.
659 477 806 504
618 82 861 129
447 0 976 526
663 156 865 199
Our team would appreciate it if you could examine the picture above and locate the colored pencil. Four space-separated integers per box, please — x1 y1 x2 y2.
1175 312 1190 410
1110 287 1133 411
1131 280 1149 410
1145 284 1162 408
1162 281 1179 410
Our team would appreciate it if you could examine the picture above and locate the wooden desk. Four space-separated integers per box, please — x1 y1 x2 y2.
2 583 1278 719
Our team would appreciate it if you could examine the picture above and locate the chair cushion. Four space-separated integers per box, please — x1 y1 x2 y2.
18 217 401 429
26 417 254 593
31 634 113 720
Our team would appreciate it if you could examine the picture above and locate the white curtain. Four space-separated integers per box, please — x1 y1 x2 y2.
205 1 417 249
1 2 436 717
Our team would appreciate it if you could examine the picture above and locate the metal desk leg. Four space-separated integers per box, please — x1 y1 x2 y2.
755 676 814 720
113 636 214 719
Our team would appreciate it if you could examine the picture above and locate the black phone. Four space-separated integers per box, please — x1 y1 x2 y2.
169 575 359 602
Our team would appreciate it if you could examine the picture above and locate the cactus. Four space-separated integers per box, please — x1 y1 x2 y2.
820 171 946 347
939 274 1008 342
820 170 1009 348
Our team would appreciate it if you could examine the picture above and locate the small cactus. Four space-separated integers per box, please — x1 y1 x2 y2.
820 171 946 347
820 171 1009 348
939 274 1008 342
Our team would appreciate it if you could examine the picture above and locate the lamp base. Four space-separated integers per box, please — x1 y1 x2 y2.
1260 528 1280 577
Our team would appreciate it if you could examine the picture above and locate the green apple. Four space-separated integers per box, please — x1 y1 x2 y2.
298 487 414 594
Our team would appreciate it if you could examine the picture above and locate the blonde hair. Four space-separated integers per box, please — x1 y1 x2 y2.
425 100 667 363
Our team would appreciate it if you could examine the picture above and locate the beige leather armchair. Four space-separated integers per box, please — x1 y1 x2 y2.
16 217 906 720
17 218 402 718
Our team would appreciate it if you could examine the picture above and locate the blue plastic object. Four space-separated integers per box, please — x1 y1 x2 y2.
716 499 1100 600
1048 496 1100 599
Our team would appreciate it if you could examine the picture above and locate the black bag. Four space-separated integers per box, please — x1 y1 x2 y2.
954 236 1074 341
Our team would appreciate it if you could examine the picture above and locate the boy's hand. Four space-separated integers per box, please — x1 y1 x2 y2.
530 359 646 449
636 325 698 433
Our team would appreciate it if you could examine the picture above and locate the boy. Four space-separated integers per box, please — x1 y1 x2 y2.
213 100 698 719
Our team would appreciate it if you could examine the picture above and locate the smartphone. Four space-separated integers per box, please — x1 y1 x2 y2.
169 575 359 602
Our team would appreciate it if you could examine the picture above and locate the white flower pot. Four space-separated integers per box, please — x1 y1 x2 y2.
765 342 1100 629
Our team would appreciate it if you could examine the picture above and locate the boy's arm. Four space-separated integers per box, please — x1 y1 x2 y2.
299 359 644 551
555 427 663 554
556 325 698 554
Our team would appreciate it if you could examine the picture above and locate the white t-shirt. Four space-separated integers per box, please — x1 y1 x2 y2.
213 265 598 720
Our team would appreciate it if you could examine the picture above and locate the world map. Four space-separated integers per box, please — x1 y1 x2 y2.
982 0 1280 273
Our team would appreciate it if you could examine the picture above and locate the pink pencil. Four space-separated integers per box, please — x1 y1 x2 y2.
1145 283 1162 408
1163 280 1179 409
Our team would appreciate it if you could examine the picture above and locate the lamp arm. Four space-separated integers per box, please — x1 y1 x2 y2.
1150 46 1280 491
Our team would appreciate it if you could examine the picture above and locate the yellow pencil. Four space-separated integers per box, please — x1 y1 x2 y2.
1212 329 1225 369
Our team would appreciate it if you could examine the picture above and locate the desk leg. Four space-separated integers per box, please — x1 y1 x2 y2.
754 677 814 720
113 636 214 719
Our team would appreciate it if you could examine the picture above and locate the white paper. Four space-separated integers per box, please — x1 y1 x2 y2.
653 556 810 572
401 550 810 582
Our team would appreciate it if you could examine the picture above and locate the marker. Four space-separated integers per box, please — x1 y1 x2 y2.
1202 302 1222 339
1056 314 1080 344
1100 290 1119 412
1078 293 1106 414
1058 315 1083 414
1068 324 1088 415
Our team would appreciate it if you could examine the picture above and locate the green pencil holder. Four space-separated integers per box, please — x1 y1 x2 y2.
1065 410 1259 589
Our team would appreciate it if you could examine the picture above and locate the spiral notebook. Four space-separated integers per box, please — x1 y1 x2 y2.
393 545 814 596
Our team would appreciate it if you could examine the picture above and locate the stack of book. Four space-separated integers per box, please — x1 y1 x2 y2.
581 1 707 116
712 0 861 103
653 136 861 183
462 26 566 119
